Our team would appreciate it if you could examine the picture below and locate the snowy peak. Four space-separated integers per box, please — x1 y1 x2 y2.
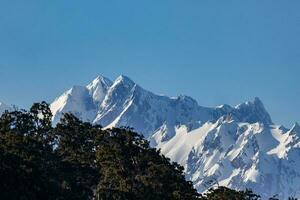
87 75 112 91
290 122 300 134
234 97 272 125
51 76 274 137
46 74 300 199
94 75 138 128
87 75 112 104
93 75 112 85
50 85 96 124
100 75 136 105
116 74 134 82
113 75 136 89
175 95 199 107
253 96 263 104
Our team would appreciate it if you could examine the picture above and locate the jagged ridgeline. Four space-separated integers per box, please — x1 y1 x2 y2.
48 75 300 199
1 75 300 199
0 102 266 200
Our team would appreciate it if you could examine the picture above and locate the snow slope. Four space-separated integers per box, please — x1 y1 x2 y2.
160 120 300 199
50 75 300 199
51 75 272 141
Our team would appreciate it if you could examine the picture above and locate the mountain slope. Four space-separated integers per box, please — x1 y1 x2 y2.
51 75 272 142
159 119 300 199
50 75 300 199
51 86 97 124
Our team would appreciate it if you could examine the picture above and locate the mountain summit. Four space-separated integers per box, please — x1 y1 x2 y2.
233 97 273 125
51 75 273 140
86 75 112 104
49 75 300 199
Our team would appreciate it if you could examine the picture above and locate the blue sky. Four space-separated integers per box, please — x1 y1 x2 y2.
0 0 299 127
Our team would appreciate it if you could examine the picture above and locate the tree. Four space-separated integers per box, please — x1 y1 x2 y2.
201 186 261 200
0 102 269 200
55 113 101 200
95 127 200 200
0 104 62 200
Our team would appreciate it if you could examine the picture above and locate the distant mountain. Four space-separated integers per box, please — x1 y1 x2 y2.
51 75 272 140
42 75 300 199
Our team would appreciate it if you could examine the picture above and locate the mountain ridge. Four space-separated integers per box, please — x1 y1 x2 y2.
48 75 300 199
1 75 299 199
50 75 274 137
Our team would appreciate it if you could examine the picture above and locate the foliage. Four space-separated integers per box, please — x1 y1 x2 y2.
0 102 199 200
95 127 199 200
201 186 261 200
0 102 295 200
0 102 62 199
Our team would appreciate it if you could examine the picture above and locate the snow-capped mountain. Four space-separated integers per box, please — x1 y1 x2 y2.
160 120 300 199
50 75 300 199
51 75 272 141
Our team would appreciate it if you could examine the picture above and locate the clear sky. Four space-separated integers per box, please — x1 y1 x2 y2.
0 0 299 127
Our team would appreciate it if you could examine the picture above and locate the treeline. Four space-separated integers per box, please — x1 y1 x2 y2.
0 102 297 200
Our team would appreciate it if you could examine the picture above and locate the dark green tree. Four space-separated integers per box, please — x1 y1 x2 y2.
201 186 261 200
55 113 101 200
95 127 200 200
0 104 62 200
0 102 268 200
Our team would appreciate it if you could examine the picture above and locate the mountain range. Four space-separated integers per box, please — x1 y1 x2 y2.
1 75 299 199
